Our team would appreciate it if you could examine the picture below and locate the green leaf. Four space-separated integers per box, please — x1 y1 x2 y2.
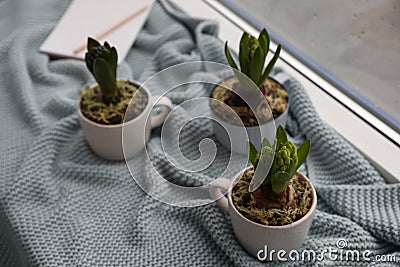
104 41 111 49
98 46 118 82
271 172 292 193
246 141 259 167
266 157 276 185
296 139 310 170
276 125 287 148
109 47 118 81
253 145 274 188
260 67 270 87
263 44 281 79
224 42 238 70
239 32 249 74
249 46 266 87
93 58 117 101
87 37 100 51
258 29 269 57
84 53 94 74
287 158 296 177
261 137 271 148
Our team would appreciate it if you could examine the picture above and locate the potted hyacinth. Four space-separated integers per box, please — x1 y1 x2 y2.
210 29 289 154
80 38 149 125
77 38 172 160
210 126 317 259
237 125 313 224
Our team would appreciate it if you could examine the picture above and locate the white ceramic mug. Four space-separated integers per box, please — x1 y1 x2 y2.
209 167 317 260
78 80 172 160
211 105 288 155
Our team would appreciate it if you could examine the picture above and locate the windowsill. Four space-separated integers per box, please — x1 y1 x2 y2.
170 0 400 183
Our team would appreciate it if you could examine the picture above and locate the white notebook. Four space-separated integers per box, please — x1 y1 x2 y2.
40 0 155 64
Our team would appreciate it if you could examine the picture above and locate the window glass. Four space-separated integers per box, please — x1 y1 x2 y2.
223 0 400 128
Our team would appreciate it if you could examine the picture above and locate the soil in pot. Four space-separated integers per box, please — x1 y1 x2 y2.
232 167 313 226
210 76 288 127
80 80 148 125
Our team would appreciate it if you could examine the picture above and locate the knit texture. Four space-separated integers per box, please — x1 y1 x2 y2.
1 1 399 266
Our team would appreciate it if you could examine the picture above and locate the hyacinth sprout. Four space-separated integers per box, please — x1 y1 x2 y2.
225 28 282 90
81 38 148 125
247 125 310 194
85 37 118 103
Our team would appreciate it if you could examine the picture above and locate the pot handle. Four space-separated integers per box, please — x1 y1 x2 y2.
209 178 231 213
150 96 173 129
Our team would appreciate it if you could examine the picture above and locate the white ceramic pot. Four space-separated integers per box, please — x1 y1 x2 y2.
77 80 172 160
209 167 317 260
211 104 288 155
211 72 291 155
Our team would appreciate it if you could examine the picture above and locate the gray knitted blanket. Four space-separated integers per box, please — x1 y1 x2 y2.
1 0 399 266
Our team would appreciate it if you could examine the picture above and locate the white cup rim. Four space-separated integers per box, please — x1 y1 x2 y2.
209 103 289 129
77 79 152 129
227 167 317 229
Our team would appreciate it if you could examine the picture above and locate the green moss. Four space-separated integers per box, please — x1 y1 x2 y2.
263 77 288 118
80 80 148 125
